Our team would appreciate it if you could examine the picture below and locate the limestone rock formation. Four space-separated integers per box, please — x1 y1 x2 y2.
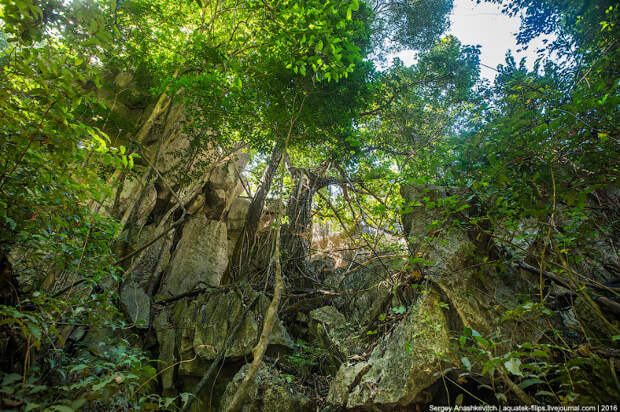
127 224 173 292
308 306 360 372
226 197 251 256
335 255 406 325
153 288 293 377
120 281 151 329
160 215 228 296
219 363 312 412
327 289 452 408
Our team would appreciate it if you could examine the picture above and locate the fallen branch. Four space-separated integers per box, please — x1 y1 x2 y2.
517 261 620 315
154 285 237 305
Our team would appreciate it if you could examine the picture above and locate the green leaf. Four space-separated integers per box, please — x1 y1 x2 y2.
70 364 89 373
92 376 113 392
455 393 464 406
392 305 406 315
5 217 16 230
180 392 193 406
2 373 21 386
49 405 74 412
519 378 543 390
503 358 523 377
472 335 489 347
530 349 549 358
461 356 471 371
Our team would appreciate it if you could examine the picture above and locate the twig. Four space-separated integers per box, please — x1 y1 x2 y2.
517 261 620 316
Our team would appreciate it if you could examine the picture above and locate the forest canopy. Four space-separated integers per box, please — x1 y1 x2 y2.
0 0 618 410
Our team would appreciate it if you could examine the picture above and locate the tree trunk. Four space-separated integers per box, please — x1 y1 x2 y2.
225 143 283 283
280 168 337 287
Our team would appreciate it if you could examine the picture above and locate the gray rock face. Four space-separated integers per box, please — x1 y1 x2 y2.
226 197 250 258
203 185 227 220
326 184 548 410
160 215 228 296
219 364 312 412
327 289 451 408
400 184 474 274
120 281 151 329
128 224 173 292
336 255 406 325
308 306 360 369
153 288 293 377
135 183 157 229
401 184 544 340
327 362 371 406
101 179 157 228
153 310 176 396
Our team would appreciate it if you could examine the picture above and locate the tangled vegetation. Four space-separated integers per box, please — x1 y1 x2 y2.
0 0 618 410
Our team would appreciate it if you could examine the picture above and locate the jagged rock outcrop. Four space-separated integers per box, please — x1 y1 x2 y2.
327 289 452 408
400 184 545 340
126 224 173 288
308 306 360 372
333 255 407 325
219 363 312 412
107 94 618 411
152 288 293 395
160 215 228 296
325 184 547 410
226 197 251 257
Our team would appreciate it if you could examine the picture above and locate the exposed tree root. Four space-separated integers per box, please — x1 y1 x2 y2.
225 225 284 412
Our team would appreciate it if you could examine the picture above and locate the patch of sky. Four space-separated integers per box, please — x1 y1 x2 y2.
385 0 553 81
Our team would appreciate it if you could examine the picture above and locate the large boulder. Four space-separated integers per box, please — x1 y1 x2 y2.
324 184 549 409
327 288 452 408
226 197 251 256
400 184 474 275
160 214 228 296
401 184 546 337
101 178 157 228
153 310 177 396
219 363 312 412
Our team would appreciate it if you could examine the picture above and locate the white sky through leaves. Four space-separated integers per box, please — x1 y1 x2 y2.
390 0 550 80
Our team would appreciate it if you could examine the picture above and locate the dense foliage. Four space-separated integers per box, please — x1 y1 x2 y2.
0 0 618 410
